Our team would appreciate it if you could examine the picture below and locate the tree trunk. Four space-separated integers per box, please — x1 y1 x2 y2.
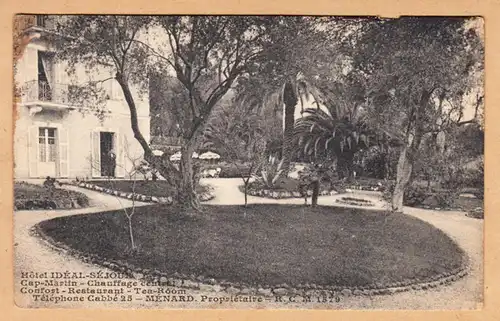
282 81 298 172
244 182 248 206
311 180 319 207
392 146 413 212
391 89 430 212
179 143 200 210
127 216 136 250
115 72 181 188
383 153 390 179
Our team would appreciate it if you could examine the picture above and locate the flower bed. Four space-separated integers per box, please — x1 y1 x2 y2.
242 185 338 199
72 181 215 203
243 177 388 200
333 177 389 192
335 197 375 207
14 182 89 210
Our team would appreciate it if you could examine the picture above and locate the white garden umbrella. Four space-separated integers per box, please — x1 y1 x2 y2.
169 151 182 161
169 151 200 161
152 149 164 156
199 151 221 160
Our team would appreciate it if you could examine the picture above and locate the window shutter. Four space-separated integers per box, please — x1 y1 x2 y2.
115 133 125 178
91 130 101 177
28 126 39 177
58 127 69 177
25 47 38 82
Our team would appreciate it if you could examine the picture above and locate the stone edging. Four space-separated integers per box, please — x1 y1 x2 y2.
32 222 470 298
242 186 338 199
71 181 215 203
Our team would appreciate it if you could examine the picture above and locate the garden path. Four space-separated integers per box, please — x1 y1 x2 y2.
14 180 482 309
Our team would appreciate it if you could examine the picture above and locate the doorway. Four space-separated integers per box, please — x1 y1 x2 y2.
100 132 116 177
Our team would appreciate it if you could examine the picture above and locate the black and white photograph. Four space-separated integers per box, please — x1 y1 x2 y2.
13 14 484 309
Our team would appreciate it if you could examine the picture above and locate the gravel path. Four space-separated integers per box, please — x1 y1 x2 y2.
14 179 483 309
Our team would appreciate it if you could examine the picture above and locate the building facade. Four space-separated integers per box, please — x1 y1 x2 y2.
14 15 150 179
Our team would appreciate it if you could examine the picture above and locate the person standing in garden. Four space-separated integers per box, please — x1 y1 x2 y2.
298 163 320 207
310 164 320 207
108 150 116 178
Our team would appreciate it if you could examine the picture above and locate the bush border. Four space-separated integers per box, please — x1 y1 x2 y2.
70 181 215 203
32 220 470 298
14 197 89 210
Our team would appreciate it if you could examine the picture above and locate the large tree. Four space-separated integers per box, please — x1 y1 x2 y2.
51 15 273 209
353 17 484 211
234 17 354 171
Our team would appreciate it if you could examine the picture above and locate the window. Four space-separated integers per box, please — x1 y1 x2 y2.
39 127 57 162
36 15 47 27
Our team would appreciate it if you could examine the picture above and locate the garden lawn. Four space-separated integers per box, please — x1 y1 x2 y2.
38 204 465 288
88 180 209 198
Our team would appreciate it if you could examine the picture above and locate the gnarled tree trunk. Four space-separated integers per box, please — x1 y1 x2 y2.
391 145 413 212
115 72 183 199
391 89 429 212
178 142 200 210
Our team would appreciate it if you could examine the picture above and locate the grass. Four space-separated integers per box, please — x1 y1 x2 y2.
38 204 465 288
88 180 210 198
14 182 90 210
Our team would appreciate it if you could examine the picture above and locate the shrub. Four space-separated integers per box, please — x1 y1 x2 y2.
248 176 301 192
402 185 429 207
255 156 284 188
433 189 459 208
383 183 428 207
216 164 252 178
383 183 459 209
442 158 484 193
14 182 90 210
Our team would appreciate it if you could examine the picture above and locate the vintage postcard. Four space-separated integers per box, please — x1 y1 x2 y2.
12 14 485 310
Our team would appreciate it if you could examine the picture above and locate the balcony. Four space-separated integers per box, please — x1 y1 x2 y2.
21 80 79 114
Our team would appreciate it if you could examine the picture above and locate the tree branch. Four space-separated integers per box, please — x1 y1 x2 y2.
129 38 177 71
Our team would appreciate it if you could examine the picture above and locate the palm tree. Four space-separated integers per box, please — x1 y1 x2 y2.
294 102 371 180
234 71 327 173
232 17 347 172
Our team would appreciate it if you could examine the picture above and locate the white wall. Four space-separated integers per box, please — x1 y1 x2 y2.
14 30 151 179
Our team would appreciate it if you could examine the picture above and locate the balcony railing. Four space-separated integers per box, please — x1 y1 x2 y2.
22 80 78 106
